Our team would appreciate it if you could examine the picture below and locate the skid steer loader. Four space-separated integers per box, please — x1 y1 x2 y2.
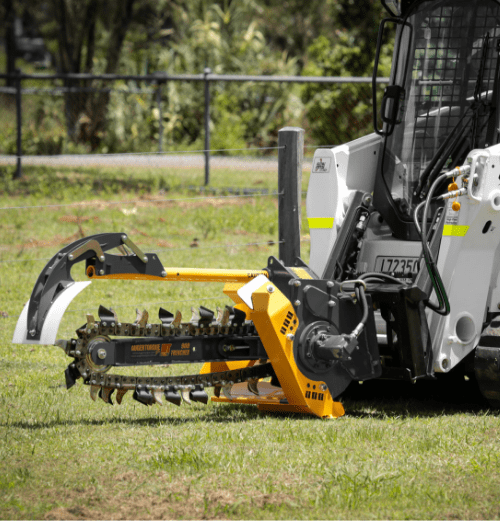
12 0 500 418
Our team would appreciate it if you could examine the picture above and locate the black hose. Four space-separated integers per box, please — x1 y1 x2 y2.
419 172 453 316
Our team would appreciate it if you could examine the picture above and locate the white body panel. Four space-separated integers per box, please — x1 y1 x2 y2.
430 146 500 372
306 133 382 277
12 281 91 345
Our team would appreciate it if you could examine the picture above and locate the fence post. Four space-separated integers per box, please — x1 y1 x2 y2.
156 81 163 153
13 69 22 180
204 67 211 186
278 127 304 265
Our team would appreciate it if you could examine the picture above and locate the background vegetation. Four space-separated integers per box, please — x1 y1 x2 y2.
0 0 391 155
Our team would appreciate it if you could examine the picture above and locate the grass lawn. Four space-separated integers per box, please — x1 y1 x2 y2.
0 164 499 520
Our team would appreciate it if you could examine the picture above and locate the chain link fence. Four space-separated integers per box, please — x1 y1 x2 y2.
0 71 388 182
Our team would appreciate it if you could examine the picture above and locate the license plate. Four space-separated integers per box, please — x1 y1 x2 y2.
374 256 421 274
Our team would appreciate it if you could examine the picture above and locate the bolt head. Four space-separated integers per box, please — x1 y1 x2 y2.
320 384 327 391
99 255 105 262
68 254 74 261
121 235 127 241
328 300 336 307
143 256 148 263
75 350 81 356
99 270 105 276
326 281 334 288
97 348 107 360
286 333 295 341
267 285 274 293
161 271 167 277
294 300 301 307
29 329 36 337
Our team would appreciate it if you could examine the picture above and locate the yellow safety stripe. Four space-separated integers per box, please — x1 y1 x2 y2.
290 267 313 280
308 217 334 229
443 225 469 237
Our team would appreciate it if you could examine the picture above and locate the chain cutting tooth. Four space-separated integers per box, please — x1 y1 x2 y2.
222 383 233 401
133 388 155 406
159 307 174 326
230 307 246 327
135 309 149 327
247 378 260 396
171 311 182 328
153 388 163 405
198 306 214 325
181 389 192 405
98 305 116 323
116 388 128 404
99 387 114 405
215 307 223 324
90 385 100 401
220 306 231 326
165 389 181 406
190 307 200 324
190 386 209 404
86 314 95 327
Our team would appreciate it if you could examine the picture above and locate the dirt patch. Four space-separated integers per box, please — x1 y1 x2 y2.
58 215 100 224
41 472 295 520
157 239 175 248
22 232 82 249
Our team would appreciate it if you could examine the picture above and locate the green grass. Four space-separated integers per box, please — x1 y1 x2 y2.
1 165 499 520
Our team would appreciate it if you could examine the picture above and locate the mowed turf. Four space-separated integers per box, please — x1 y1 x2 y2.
0 164 499 520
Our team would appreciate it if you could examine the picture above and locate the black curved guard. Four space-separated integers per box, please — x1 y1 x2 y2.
26 232 164 341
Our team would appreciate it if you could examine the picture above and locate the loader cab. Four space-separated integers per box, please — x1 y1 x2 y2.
373 0 500 239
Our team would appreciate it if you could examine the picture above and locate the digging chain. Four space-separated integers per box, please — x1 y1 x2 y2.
59 316 274 396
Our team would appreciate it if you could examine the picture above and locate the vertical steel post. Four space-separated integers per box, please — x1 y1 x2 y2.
14 69 22 180
278 127 304 265
204 67 211 186
157 81 163 153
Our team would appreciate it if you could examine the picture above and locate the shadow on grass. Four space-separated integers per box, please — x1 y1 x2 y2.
1 402 315 430
341 375 499 419
3 375 499 430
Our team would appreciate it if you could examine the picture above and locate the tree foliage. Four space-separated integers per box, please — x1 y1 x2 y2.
300 0 394 145
1 0 396 151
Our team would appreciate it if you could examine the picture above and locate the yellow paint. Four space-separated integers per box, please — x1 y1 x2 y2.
87 265 268 283
443 224 469 237
199 360 257 374
308 217 334 229
290 267 313 280
216 278 344 419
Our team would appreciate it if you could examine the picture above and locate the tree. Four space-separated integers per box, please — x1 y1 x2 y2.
35 0 173 149
1 0 17 86
255 0 337 70
146 0 299 151
300 0 394 145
